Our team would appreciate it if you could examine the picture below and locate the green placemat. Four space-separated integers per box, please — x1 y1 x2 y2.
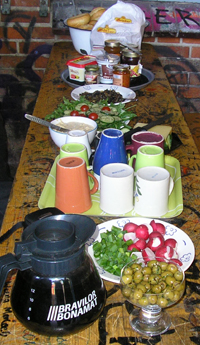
38 155 183 218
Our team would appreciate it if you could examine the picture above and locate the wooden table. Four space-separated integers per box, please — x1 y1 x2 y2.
0 42 200 344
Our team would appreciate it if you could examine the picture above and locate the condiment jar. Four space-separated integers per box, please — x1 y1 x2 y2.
85 65 100 84
104 39 121 57
121 49 141 78
113 64 130 87
96 54 120 84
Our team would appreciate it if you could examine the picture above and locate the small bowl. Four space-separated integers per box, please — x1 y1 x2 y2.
68 26 92 55
49 116 97 148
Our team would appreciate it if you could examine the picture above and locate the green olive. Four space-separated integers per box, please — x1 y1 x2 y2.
172 291 181 302
122 274 132 285
158 281 167 291
163 289 174 300
152 265 162 275
122 286 132 298
165 276 176 286
123 267 133 276
148 295 158 304
131 263 142 271
133 289 143 300
138 296 149 306
167 263 178 274
159 261 168 271
133 271 143 284
149 274 160 285
151 284 162 294
147 260 158 268
161 270 173 278
143 274 150 282
136 283 147 293
157 297 168 308
174 270 184 281
142 267 152 275
141 281 151 292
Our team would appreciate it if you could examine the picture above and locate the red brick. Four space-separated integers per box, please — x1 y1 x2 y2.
11 0 49 6
189 73 200 85
19 41 52 54
178 86 200 98
156 45 189 58
143 37 156 43
1 11 50 24
191 46 200 58
157 37 180 44
165 71 188 85
32 27 55 39
3 27 25 40
0 56 26 67
183 38 200 44
0 41 17 54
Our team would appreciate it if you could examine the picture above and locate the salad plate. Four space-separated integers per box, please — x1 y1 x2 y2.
71 84 136 105
86 218 195 284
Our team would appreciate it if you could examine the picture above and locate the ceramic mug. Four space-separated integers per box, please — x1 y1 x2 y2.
126 131 164 156
128 145 165 171
134 166 174 217
100 163 134 214
93 128 127 185
66 130 92 158
55 157 98 214
60 143 89 166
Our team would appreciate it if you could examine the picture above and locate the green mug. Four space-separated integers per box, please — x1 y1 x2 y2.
60 143 89 166
128 145 165 171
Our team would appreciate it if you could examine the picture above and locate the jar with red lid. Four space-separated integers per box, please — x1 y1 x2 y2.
104 40 121 57
121 49 141 78
113 64 130 87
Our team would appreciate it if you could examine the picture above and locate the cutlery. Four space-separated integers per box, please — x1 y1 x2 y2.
123 113 173 143
25 114 70 133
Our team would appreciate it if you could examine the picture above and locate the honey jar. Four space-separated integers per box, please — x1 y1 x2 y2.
121 49 141 78
104 40 121 57
113 64 130 87
85 65 100 84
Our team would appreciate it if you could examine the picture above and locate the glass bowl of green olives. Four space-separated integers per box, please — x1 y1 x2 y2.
120 258 185 336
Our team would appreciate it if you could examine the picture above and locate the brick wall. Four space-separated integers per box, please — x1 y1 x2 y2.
0 0 200 177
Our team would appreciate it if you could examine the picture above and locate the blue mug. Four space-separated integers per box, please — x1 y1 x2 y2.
93 128 127 185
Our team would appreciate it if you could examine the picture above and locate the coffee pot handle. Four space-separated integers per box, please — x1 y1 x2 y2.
0 253 32 296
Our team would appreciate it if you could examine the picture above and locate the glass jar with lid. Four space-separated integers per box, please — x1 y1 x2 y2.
104 40 121 57
121 49 141 78
113 64 130 87
96 54 120 84
85 65 100 84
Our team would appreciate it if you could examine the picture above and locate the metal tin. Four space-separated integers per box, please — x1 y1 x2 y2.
113 64 130 87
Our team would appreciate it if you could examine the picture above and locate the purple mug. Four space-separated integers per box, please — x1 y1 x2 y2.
126 131 164 156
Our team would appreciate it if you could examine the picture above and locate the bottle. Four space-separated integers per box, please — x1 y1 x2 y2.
104 40 121 57
113 64 130 87
85 65 100 84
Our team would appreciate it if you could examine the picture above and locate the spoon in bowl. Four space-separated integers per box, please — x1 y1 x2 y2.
25 114 70 133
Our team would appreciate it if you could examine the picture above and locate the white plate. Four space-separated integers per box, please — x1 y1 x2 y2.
86 217 195 284
71 84 136 105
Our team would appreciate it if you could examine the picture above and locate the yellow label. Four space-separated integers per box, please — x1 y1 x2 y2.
97 25 116 33
115 16 132 23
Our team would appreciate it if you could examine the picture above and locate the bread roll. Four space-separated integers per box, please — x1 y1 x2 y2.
79 24 94 30
90 7 106 21
67 13 90 28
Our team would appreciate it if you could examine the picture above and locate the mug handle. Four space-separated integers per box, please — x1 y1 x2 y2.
128 154 136 167
87 172 98 194
169 177 174 195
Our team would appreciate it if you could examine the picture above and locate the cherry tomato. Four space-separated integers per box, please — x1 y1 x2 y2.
88 112 98 120
80 104 89 112
79 113 86 117
101 106 111 111
70 110 79 116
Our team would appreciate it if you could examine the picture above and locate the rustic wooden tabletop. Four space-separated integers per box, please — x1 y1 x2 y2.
0 42 199 344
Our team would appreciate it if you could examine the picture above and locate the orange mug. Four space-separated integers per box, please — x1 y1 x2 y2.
55 156 98 213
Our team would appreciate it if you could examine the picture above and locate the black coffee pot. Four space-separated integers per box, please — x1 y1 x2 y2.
0 214 106 336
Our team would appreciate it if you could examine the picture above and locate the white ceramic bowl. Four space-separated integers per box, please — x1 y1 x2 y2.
68 26 92 55
49 116 97 148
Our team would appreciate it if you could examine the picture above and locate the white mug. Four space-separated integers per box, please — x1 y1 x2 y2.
134 166 174 217
100 163 134 214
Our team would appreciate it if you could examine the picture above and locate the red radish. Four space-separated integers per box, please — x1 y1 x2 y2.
123 232 136 242
134 238 146 251
147 232 165 252
155 245 175 261
128 243 140 251
164 238 177 249
123 222 138 233
150 220 166 235
169 258 183 266
142 247 155 262
135 224 149 240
